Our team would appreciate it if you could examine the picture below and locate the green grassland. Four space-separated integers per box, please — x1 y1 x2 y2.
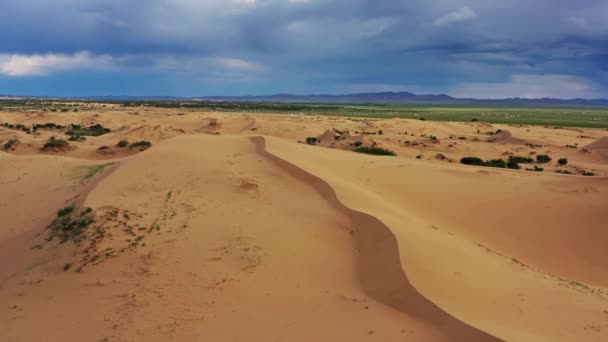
2 99 608 128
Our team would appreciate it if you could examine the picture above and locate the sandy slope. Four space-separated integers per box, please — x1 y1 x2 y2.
1 108 608 341
265 136 608 342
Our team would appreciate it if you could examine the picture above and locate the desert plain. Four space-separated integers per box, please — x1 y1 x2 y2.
1 104 608 341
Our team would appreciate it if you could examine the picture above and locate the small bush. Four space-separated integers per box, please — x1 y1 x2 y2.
471 118 479 122
66 123 111 137
460 157 484 166
555 170 572 175
508 156 533 163
43 136 69 148
2 139 18 151
582 171 595 176
536 154 552 163
117 140 129 148
461 157 507 169
507 159 521 169
68 135 86 142
486 159 507 168
378 130 383 135
57 205 75 217
557 158 568 166
353 141 363 147
305 137 317 145
354 146 396 156
129 141 152 149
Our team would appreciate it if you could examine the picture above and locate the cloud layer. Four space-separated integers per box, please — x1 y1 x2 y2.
0 0 607 98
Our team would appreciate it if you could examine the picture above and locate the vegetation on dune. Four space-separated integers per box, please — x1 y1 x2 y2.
536 154 552 163
43 136 69 149
129 140 152 149
354 146 396 156
57 205 75 217
116 140 129 148
558 158 568 166
2 139 18 151
81 162 115 181
68 135 86 142
461 157 520 169
305 137 317 145
508 155 534 163
33 123 65 132
66 123 111 136
1 122 31 134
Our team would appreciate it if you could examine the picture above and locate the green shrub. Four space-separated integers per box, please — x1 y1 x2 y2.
66 123 111 137
555 170 572 175
117 140 129 148
68 135 86 142
354 146 396 156
460 157 485 166
471 118 479 122
486 159 507 168
57 205 75 217
509 156 533 163
305 137 317 145
353 141 363 147
558 158 568 166
507 159 521 169
582 171 595 176
129 141 152 149
2 139 18 150
43 136 68 148
536 154 552 163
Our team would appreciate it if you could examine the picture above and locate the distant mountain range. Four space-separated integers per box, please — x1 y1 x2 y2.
3 92 608 108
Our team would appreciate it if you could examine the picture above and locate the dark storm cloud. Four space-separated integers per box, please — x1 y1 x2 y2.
0 0 607 98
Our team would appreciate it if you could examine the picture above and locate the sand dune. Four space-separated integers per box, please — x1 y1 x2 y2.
1 108 608 341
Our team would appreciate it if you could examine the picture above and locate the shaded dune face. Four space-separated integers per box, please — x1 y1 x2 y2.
251 136 501 342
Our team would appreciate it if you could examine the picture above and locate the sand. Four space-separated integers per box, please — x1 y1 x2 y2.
1 107 607 341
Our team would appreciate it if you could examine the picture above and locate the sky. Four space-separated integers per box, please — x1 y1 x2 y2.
0 0 607 99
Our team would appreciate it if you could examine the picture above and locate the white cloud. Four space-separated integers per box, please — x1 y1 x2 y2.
212 57 263 71
449 74 603 99
0 51 112 77
433 7 477 27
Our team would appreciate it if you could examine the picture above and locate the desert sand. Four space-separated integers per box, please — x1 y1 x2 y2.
1 106 607 341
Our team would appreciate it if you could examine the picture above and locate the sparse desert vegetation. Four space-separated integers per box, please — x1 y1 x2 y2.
353 146 396 156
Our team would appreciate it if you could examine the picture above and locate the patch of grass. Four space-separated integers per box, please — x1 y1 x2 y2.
82 162 115 181
66 124 111 137
354 146 396 156
129 140 152 149
43 136 69 149
57 205 75 217
116 140 129 148
555 169 573 175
